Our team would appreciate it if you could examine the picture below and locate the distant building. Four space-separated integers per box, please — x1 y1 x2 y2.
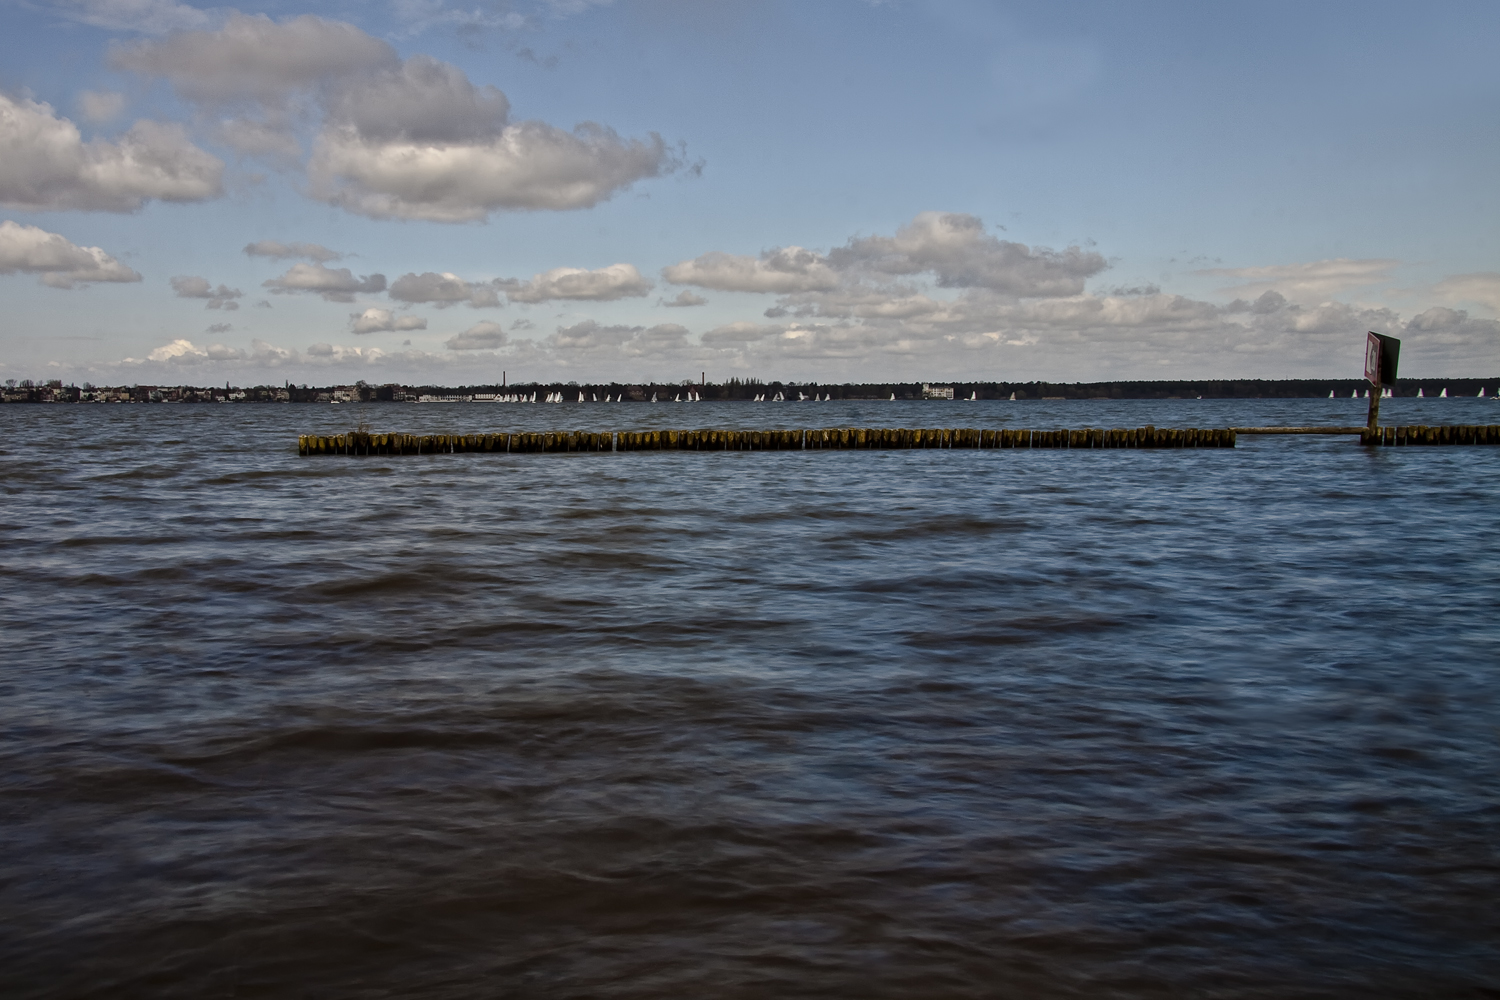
922 383 955 400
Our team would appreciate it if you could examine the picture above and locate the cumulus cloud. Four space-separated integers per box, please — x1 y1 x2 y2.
445 320 506 350
306 342 384 362
110 12 399 105
243 239 341 262
145 337 246 362
263 262 386 302
661 289 707 307
0 220 142 288
350 307 427 334
389 271 501 308
309 120 673 222
111 13 678 221
170 274 242 309
666 216 1103 301
0 93 224 212
829 212 1107 295
501 262 652 302
663 246 839 294
324 53 511 145
78 90 127 123
1199 258 1399 301
206 322 232 333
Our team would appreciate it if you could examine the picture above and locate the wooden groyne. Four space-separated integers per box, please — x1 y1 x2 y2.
1357 424 1500 446
299 426 1237 455
297 424 1500 456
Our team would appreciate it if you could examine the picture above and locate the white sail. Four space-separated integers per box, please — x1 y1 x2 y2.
1440 388 1448 397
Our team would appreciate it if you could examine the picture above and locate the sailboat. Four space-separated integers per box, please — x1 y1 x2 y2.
968 391 978 401
773 391 784 402
650 393 658 402
889 392 896 400
1440 388 1448 397
1008 392 1017 401
1328 390 1335 398
1418 388 1424 397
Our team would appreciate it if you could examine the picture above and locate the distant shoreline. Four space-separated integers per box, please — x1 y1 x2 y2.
2 377 1496 404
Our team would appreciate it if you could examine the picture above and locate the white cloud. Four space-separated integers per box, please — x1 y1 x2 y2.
0 93 223 212
110 12 398 105
351 307 427 334
661 289 707 307
1431 272 1500 314
170 273 242 308
111 13 678 220
663 246 839 294
0 220 142 288
501 262 652 302
389 271 500 308
146 337 245 362
243 239 341 262
263 262 386 302
665 215 1104 300
49 0 213 34
445 320 506 350
1198 258 1399 301
249 338 295 362
829 212 1107 295
78 90 126 123
309 120 673 222
306 342 384 362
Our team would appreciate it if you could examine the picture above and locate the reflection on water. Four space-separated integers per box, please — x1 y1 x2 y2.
2 400 1498 998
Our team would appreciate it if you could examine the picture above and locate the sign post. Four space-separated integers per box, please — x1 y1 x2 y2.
1363 331 1400 439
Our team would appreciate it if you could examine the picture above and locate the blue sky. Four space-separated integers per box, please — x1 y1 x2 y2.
2 0 1496 385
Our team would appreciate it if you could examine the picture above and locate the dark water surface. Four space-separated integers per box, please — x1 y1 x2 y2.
3 399 1498 999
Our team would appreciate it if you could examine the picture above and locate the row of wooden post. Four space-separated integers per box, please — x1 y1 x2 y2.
1360 424 1500 446
298 426 1242 456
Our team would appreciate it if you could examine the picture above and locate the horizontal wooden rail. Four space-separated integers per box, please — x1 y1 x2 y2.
1232 426 1368 434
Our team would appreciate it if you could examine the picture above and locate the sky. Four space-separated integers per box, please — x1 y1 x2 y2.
1 0 1497 386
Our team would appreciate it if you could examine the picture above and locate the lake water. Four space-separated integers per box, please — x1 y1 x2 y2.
3 398 1498 999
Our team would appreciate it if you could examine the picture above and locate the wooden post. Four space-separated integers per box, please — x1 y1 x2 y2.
1364 331 1399 444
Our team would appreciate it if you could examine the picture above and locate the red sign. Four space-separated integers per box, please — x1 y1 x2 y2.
1364 332 1382 385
